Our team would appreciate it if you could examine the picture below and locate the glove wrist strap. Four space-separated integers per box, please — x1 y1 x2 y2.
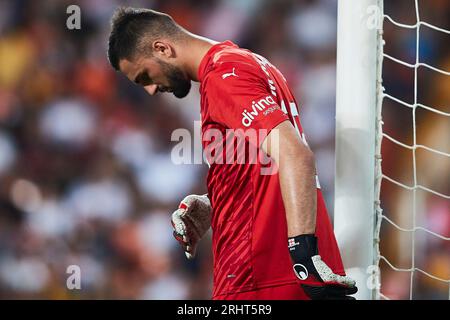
288 234 318 263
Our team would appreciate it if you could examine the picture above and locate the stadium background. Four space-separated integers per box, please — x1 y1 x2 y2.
0 0 448 299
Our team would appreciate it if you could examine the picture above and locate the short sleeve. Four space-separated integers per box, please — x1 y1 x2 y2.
204 61 289 135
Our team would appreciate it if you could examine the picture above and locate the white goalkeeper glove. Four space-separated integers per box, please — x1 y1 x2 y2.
171 194 212 259
288 234 358 299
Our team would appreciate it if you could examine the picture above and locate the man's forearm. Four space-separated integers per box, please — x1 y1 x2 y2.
279 147 317 237
262 121 317 237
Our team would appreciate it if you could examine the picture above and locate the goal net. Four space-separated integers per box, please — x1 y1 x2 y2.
375 0 449 300
335 0 449 300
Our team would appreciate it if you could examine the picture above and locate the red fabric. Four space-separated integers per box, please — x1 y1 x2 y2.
214 283 310 300
198 41 345 299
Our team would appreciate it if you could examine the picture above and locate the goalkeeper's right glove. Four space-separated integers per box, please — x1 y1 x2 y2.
171 194 212 259
288 234 358 300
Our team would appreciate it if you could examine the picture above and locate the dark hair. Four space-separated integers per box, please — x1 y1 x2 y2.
107 7 183 71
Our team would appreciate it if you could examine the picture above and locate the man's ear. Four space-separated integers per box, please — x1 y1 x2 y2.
152 40 175 58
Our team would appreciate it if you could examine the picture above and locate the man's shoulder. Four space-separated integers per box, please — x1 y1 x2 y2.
212 45 253 63
207 45 259 72
203 48 265 87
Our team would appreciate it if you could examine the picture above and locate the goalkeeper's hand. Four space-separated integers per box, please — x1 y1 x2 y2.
171 194 212 259
288 234 358 300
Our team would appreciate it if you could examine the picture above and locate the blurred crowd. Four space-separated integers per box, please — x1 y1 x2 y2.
0 0 447 299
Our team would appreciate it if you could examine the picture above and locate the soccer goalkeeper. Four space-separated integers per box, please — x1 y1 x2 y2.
107 7 357 300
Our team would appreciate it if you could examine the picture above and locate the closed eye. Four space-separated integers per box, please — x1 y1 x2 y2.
134 72 153 86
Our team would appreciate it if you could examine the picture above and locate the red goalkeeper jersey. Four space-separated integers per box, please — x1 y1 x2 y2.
198 41 345 298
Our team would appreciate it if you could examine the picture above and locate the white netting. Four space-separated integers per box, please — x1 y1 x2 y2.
374 0 450 300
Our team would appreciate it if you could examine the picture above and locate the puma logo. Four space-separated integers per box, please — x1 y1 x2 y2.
222 67 238 79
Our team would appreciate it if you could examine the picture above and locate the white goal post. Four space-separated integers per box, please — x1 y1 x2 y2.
334 0 383 300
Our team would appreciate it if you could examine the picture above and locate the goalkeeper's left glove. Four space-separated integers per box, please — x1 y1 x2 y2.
288 234 358 300
171 194 212 259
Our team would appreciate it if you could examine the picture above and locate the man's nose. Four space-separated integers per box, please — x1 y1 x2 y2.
144 84 158 96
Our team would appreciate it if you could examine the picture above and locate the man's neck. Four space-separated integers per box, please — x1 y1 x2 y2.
182 34 218 82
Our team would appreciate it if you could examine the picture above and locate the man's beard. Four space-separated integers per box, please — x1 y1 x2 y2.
158 60 192 98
